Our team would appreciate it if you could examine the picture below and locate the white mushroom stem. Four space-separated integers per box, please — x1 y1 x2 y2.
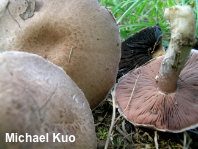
158 5 196 93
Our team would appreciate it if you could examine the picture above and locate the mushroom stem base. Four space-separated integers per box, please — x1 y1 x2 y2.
157 78 178 94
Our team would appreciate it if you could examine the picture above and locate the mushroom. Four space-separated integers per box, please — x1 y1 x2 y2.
0 0 121 109
0 51 96 148
118 24 164 79
113 5 198 133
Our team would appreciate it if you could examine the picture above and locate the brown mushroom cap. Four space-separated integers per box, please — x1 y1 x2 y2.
0 51 96 148
0 0 121 109
114 50 198 133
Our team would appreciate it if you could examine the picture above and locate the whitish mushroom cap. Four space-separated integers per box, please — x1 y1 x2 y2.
0 51 96 148
0 0 121 109
114 50 198 133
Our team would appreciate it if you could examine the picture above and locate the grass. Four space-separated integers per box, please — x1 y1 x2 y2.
98 0 198 43
97 127 108 140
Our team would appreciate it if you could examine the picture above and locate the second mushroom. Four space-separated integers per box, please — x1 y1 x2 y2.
113 5 198 133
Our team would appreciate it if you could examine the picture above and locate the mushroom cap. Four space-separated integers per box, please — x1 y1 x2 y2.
0 51 96 148
114 50 198 133
118 24 164 79
0 0 121 109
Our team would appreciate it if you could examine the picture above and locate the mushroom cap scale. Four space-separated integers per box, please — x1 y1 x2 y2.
114 50 198 133
0 0 121 109
0 51 96 148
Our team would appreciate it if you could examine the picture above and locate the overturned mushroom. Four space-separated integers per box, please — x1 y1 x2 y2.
118 24 164 79
0 51 96 148
0 0 121 109
114 5 198 133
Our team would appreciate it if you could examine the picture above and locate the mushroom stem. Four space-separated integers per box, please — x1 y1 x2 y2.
157 5 196 94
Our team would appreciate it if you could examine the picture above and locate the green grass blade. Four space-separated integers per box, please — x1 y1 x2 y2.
137 0 147 15
119 23 154 29
182 0 185 6
117 0 143 24
133 0 147 23
196 0 198 36
111 2 125 14
120 30 129 39
120 0 133 9
113 0 118 6
144 0 158 15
